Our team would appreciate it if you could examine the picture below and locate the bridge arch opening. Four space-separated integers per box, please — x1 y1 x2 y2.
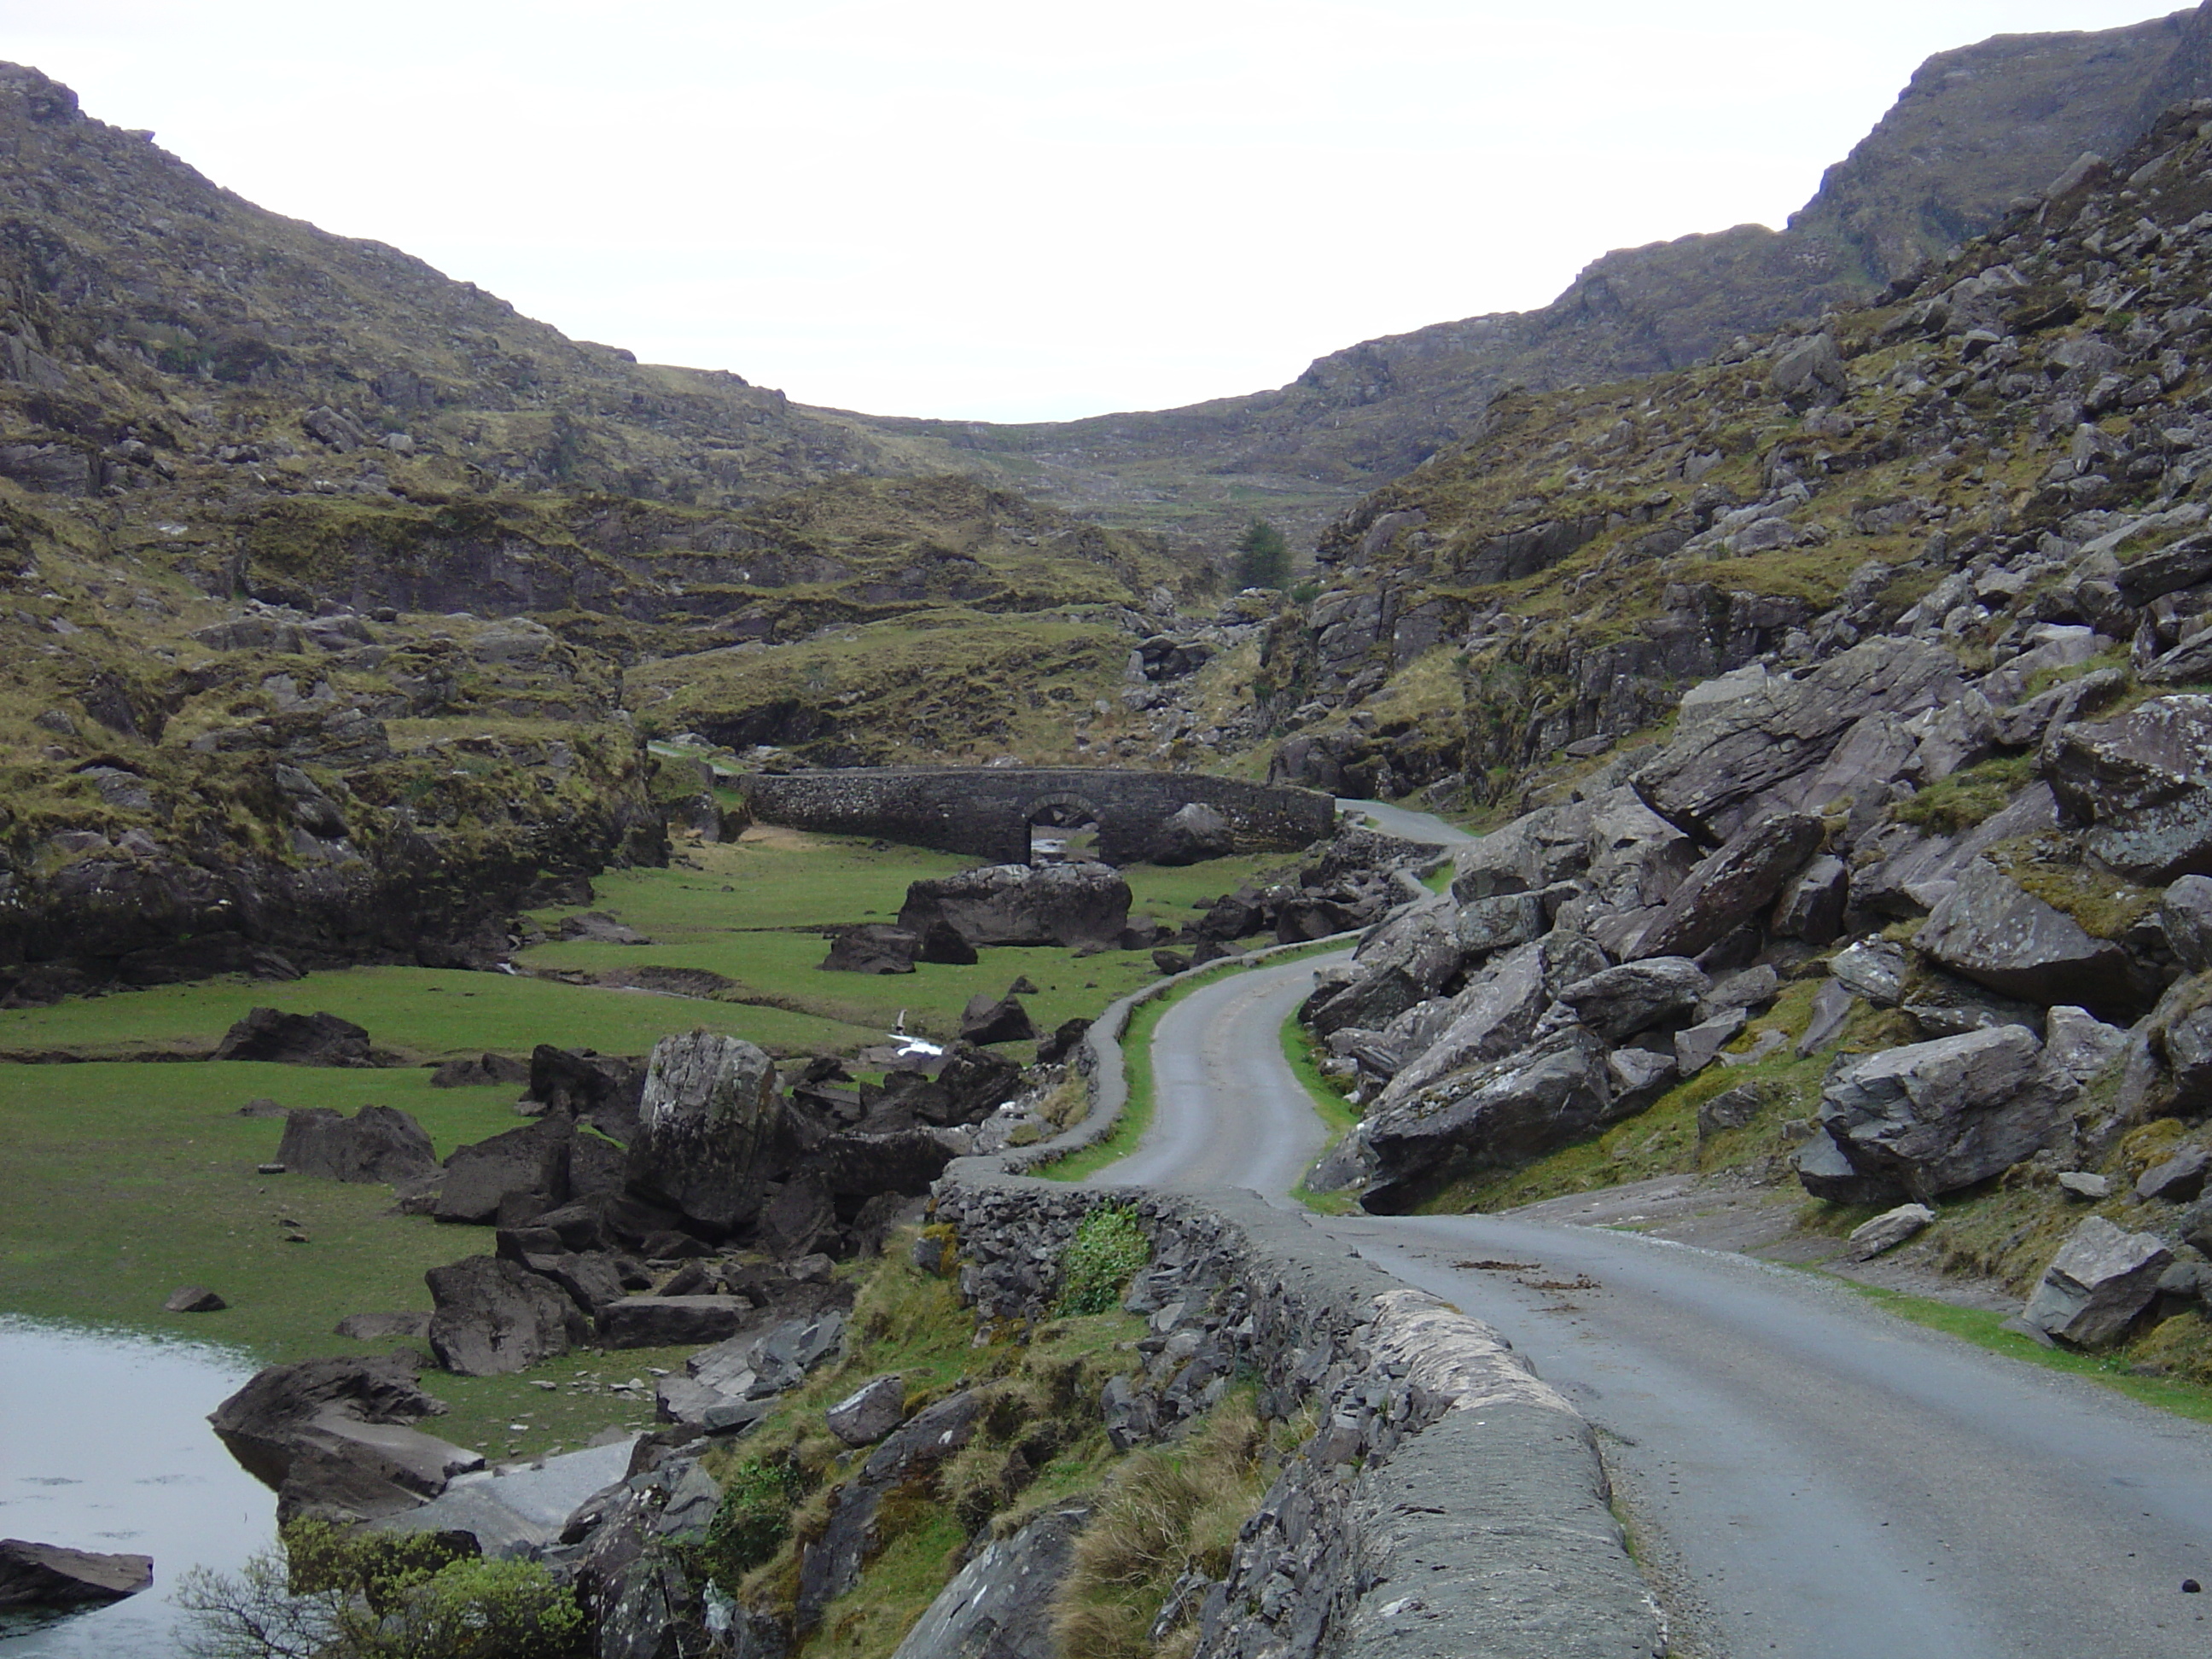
1023 793 1104 866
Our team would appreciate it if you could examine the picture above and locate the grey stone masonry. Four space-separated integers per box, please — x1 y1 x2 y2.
740 766 1336 866
929 1171 1663 1659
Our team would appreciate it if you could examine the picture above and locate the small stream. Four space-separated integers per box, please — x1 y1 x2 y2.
0 1319 273 1656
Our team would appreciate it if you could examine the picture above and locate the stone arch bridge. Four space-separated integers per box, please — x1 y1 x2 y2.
736 767 1337 866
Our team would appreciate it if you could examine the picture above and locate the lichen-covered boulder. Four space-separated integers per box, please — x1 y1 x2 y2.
1556 958 1708 1043
1353 1027 1613 1212
1815 1025 2069 1200
1915 857 2136 1013
626 1033 783 1233
2022 1215 2172 1347
2040 695 2212 882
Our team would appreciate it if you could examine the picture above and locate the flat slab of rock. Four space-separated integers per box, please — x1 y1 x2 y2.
826 1373 905 1447
0 1540 154 1606
2023 1215 2173 1347
370 1437 637 1553
599 1295 754 1349
1847 1203 1936 1260
164 1285 226 1313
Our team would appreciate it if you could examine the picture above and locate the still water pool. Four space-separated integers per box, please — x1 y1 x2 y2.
0 1318 272 1656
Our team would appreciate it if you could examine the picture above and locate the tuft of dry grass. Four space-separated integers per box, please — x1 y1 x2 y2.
1049 1396 1277 1659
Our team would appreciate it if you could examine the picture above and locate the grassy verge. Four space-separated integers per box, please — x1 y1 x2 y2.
1828 1280 2212 1423
1279 1017 1362 1215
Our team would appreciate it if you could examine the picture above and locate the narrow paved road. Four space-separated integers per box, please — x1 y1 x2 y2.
1091 941 2212 1656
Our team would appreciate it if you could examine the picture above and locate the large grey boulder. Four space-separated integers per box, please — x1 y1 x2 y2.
2043 1005 2131 1085
1793 1128 1908 1208
1449 798 1592 901
276 1104 438 1185
1354 899 1464 995
1831 938 1907 1006
1556 958 1708 1043
425 1255 589 1377
887 1502 1091 1659
626 1033 783 1234
1630 812 1824 960
1634 638 1969 842
2022 1216 2172 1347
1815 1026 2068 1201
0 1542 154 1607
434 1117 573 1226
2040 695 2212 882
898 863 1132 950
1915 858 2135 1013
1355 1028 1612 1212
1773 854 1849 944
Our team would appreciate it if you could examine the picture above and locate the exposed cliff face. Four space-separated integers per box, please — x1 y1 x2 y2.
853 6 2212 558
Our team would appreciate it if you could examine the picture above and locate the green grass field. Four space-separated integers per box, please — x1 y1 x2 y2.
0 825 1305 1460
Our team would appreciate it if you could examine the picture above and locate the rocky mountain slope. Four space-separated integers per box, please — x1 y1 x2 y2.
854 4 2212 557
0 63 1196 998
1284 96 2212 1374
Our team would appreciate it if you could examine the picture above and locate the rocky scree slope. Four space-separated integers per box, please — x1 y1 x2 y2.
1289 124 2212 1359
1262 96 2212 807
852 6 2212 559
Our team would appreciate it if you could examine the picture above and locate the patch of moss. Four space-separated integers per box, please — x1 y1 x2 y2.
1985 832 2162 940
1891 754 2034 835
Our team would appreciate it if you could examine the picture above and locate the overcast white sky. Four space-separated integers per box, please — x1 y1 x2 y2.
0 2 2185 421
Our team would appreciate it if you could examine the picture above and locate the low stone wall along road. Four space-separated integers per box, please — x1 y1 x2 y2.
1086 900 2212 1656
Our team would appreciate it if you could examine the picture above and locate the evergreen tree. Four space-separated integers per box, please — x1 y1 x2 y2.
1232 517 1291 589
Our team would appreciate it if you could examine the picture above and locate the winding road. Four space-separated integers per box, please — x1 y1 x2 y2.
1091 803 2212 1658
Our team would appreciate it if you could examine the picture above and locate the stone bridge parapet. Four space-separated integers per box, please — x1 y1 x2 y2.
736 766 1336 865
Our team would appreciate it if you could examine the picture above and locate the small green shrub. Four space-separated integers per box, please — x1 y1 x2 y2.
178 1522 587 1659
690 1455 807 1582
1055 1205 1151 1315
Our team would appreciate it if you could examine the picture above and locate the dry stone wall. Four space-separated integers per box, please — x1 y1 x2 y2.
928 1172 1664 1659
